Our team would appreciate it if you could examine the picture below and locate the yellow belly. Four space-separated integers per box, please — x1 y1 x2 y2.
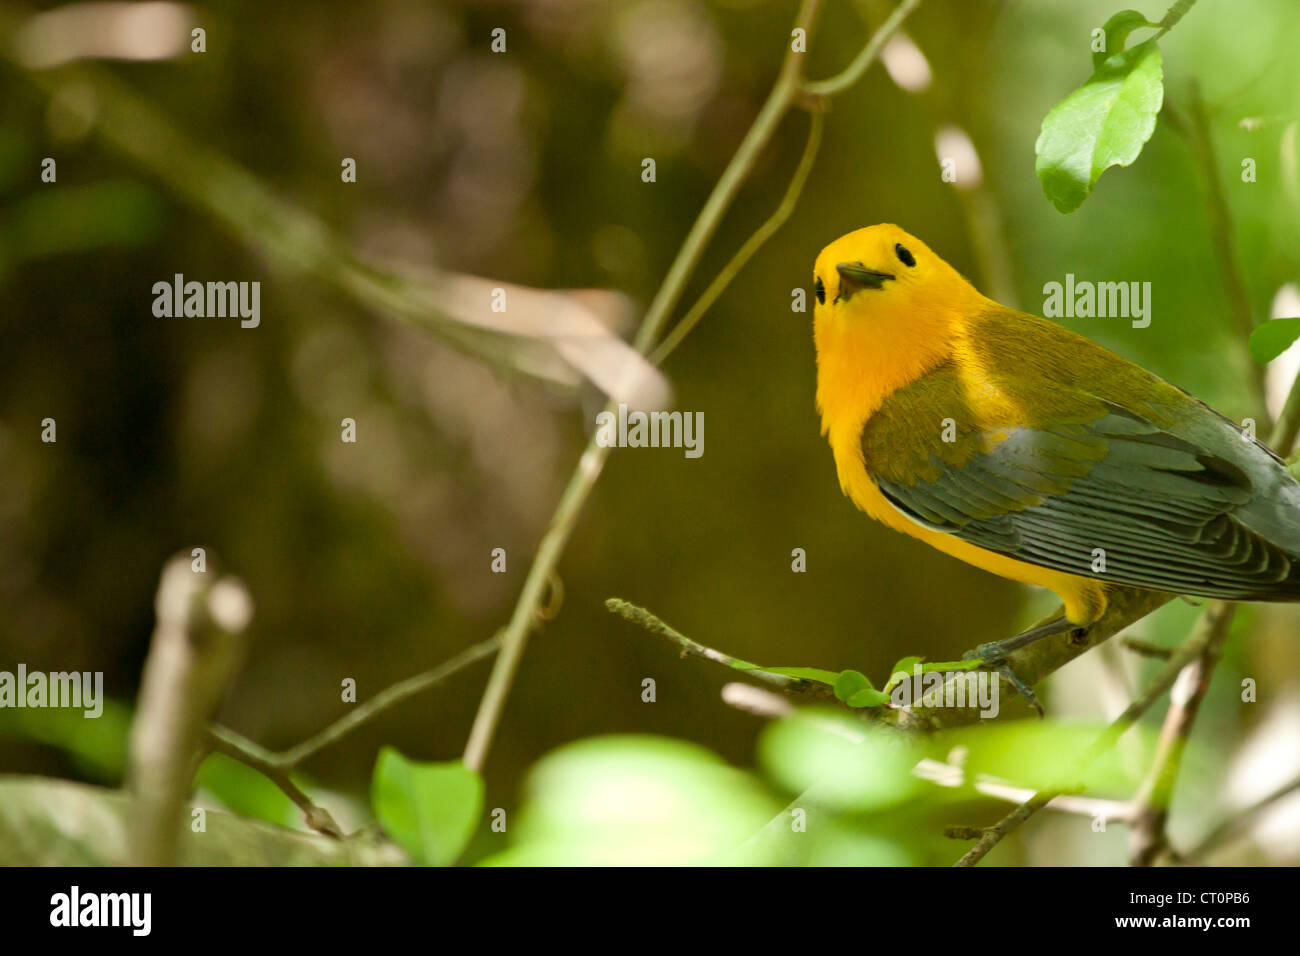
834 437 1108 626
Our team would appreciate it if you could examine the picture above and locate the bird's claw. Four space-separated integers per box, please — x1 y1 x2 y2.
963 642 1007 666
961 645 1044 717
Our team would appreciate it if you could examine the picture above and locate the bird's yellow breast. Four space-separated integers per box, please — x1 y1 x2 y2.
814 299 1108 625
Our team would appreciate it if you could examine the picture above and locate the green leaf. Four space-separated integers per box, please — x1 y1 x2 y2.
832 669 870 700
883 656 924 693
196 753 301 828
1248 317 1300 363
846 687 892 707
481 736 778 866
0 698 133 783
1091 10 1157 69
1035 39 1164 213
931 720 1152 793
832 669 890 708
740 664 843 685
759 711 920 810
921 659 984 672
371 748 483 866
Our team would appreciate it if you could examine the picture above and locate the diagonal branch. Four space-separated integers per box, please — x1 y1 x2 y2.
460 0 923 773
606 599 839 704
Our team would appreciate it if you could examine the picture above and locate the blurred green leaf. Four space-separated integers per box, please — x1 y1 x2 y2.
1091 10 1157 70
371 748 482 866
1 179 165 263
806 824 913 866
1248 317 1300 362
195 753 300 828
483 735 777 865
932 720 1151 794
1036 39 1164 213
759 710 919 810
0 700 132 783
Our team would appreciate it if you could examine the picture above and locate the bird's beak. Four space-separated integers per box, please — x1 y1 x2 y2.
836 261 895 299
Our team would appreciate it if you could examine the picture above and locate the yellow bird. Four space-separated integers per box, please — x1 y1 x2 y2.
812 224 1300 703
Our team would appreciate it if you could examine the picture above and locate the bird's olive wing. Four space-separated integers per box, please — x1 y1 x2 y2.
861 369 1300 600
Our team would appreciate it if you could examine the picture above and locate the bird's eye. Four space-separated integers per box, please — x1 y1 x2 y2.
895 243 916 268
814 276 825 304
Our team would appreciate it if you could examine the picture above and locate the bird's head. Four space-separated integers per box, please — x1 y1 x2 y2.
810 224 983 427
811 224 976 326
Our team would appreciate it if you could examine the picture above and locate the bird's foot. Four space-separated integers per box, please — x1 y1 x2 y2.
960 646 1042 717
960 616 1081 718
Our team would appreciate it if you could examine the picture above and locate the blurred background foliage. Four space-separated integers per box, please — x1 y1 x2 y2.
2 0 1300 865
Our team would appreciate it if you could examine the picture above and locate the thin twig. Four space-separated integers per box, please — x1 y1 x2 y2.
208 633 500 771
607 599 838 703
803 0 923 98
1270 355 1300 455
1122 637 1174 659
912 759 1132 821
951 611 1238 866
1183 775 1300 862
953 790 1060 865
1153 0 1197 40
203 726 342 837
1125 79 1300 863
1181 81 1265 411
461 0 923 773
721 683 797 719
281 634 501 767
957 70 1297 863
650 111 826 366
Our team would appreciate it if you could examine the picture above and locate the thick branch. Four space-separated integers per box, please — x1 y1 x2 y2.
127 555 252 865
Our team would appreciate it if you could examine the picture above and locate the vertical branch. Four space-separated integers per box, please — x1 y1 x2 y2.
462 0 924 773
127 555 252 865
1127 601 1234 864
459 0 828 774
1182 82 1265 411
1126 81 1299 864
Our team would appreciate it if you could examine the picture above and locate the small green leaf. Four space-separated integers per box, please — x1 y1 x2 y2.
1091 10 1156 69
197 753 300 828
1248 317 1300 363
371 747 483 866
832 670 890 708
883 656 924 693
844 687 892 708
742 664 843 685
889 655 924 677
883 656 921 694
832 669 871 701
1036 39 1164 213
